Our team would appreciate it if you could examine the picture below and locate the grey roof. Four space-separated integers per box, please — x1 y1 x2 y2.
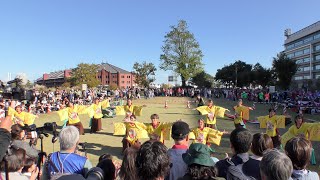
36 70 67 82
285 21 320 44
47 71 65 79
98 63 131 74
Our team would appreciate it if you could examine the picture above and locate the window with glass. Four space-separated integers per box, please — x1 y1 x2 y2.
295 41 303 47
304 57 310 62
314 33 320 40
294 76 303 80
315 74 320 79
304 67 310 71
316 55 320 61
287 44 295 49
304 37 313 43
287 53 294 58
303 48 310 54
314 65 320 70
315 45 320 51
304 76 311 79
295 50 303 56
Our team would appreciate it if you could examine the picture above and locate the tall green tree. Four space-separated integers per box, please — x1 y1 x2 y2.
191 71 214 88
133 61 157 88
272 52 297 90
251 63 272 87
160 20 204 87
72 63 100 88
215 60 252 88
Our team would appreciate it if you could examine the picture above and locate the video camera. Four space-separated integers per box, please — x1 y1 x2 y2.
23 122 58 140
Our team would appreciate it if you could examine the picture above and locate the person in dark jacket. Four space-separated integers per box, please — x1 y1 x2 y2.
214 128 252 179
167 121 190 180
0 116 13 161
11 124 39 159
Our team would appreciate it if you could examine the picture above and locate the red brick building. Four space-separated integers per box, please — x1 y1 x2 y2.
97 63 136 88
36 70 72 87
36 63 136 88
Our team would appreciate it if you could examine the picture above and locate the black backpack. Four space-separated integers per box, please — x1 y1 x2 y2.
227 163 256 180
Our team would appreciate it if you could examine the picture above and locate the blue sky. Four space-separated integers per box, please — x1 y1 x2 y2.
0 0 319 84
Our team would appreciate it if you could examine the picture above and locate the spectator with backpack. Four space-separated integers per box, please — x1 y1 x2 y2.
214 128 252 179
227 133 273 180
42 126 92 179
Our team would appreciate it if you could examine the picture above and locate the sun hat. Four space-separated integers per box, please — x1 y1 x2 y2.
182 143 215 167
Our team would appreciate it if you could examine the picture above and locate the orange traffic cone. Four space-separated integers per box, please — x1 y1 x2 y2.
164 100 168 109
47 104 52 114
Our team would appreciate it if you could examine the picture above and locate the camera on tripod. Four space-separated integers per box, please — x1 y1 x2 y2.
23 122 58 139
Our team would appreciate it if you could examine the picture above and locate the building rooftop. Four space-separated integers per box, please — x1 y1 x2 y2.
285 21 320 45
98 63 131 74
36 63 132 82
36 70 71 82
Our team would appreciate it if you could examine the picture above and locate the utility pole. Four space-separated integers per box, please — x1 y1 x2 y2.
235 63 238 88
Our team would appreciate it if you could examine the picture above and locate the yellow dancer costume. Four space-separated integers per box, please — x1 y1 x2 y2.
115 104 143 116
57 104 90 135
196 105 227 125
146 122 173 143
113 121 149 139
190 127 224 146
258 113 286 148
233 105 250 124
8 107 37 126
101 99 110 110
257 115 286 137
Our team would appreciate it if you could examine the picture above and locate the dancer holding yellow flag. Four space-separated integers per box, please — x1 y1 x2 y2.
196 99 229 129
257 108 286 148
233 99 254 129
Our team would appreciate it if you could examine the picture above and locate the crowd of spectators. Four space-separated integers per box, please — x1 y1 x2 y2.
0 85 320 179
1 113 319 180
